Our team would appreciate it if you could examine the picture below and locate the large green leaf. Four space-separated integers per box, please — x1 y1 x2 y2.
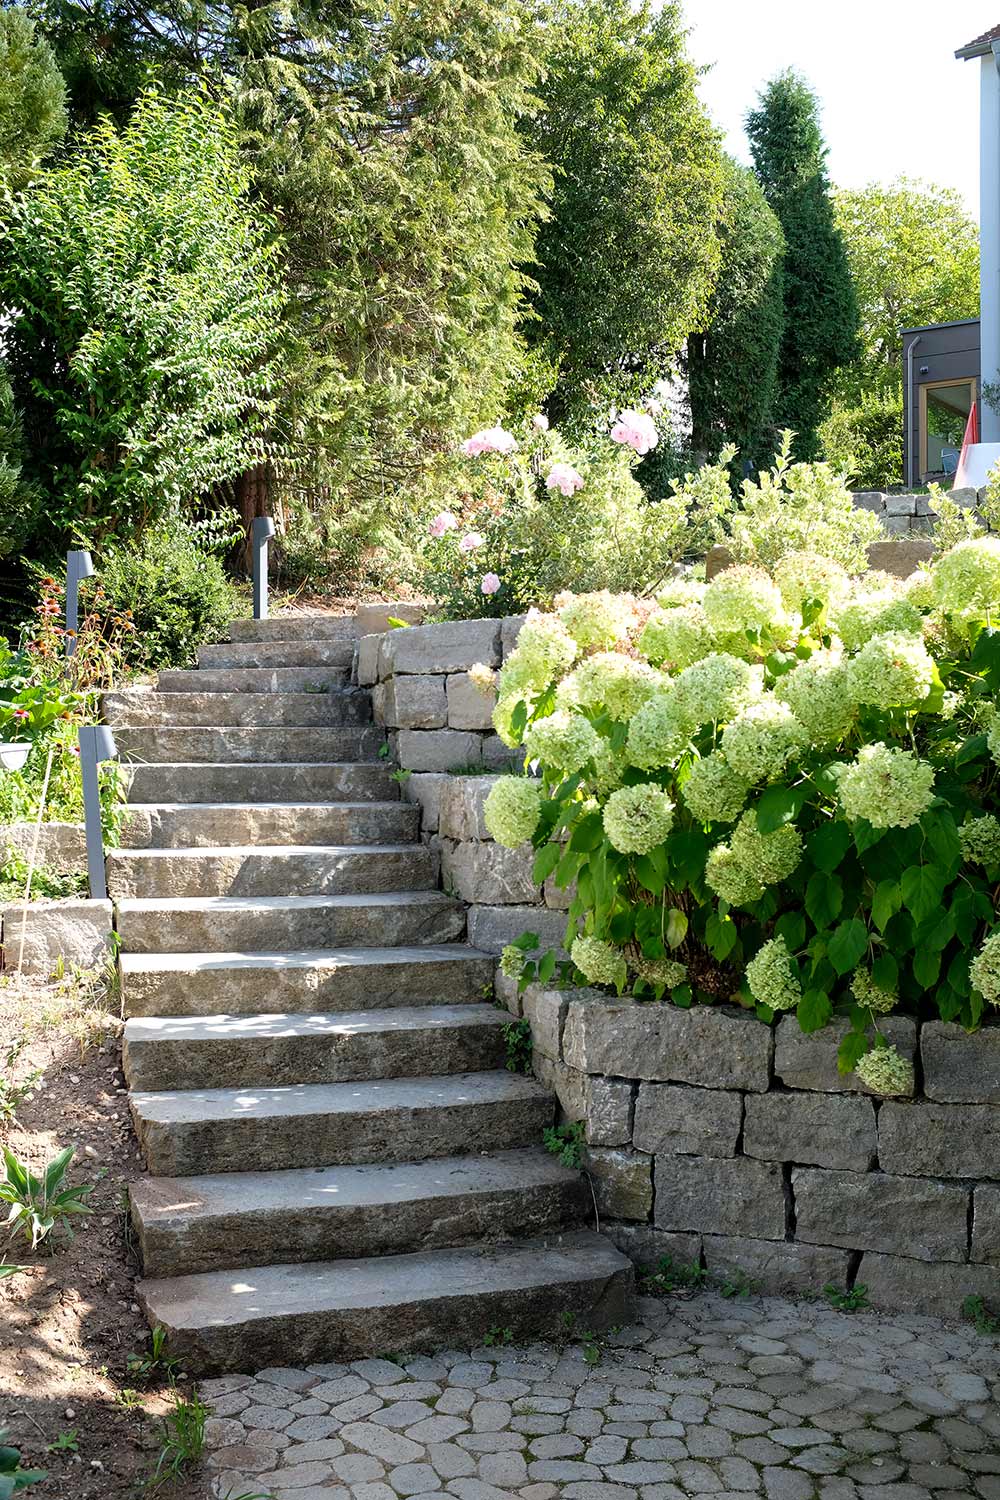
807 820 851 874
871 879 901 933
755 784 807 833
797 988 833 1034
900 864 946 925
827 918 868 975
805 871 842 930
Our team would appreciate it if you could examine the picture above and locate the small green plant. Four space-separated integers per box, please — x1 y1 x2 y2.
0 1043 43 1126
822 1281 870 1312
543 1121 586 1169
446 762 486 776
500 1018 532 1075
127 1325 180 1384
149 1391 208 1488
0 1146 93 1249
580 1330 601 1365
45 1432 78 1455
391 768 412 784
483 1325 513 1347
718 1269 755 1300
115 1388 145 1412
0 1262 28 1281
640 1254 707 1296
378 742 390 759
961 1293 1000 1335
0 1431 46 1496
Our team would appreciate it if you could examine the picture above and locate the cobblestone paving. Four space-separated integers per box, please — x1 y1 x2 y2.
201 1290 1000 1500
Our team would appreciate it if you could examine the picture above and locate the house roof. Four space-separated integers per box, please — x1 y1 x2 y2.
956 24 1000 59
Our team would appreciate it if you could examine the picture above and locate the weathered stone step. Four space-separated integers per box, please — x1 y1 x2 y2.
122 801 417 849
138 1230 632 1374
131 1148 589 1277
228 615 359 643
198 641 354 669
115 726 384 764
157 665 352 694
121 944 494 1017
107 844 436 899
116 891 466 953
105 689 371 728
131 1069 554 1175
124 761 398 805
123 1004 508 1091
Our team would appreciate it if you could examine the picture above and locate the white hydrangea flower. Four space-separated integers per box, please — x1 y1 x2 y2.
492 695 522 748
633 955 688 988
830 582 922 651
673 652 758 727
729 811 803 884
704 844 765 906
959 815 1000 867
483 776 543 847
656 577 706 609
639 604 714 668
933 536 1000 615
774 649 856 744
850 969 897 1016
720 698 807 783
524 710 602 773
602 782 675 854
745 936 801 1011
835 742 935 829
556 651 661 720
847 631 935 709
468 662 497 695
854 1044 914 1097
499 944 525 979
772 550 849 611
625 689 693 770
558 591 635 650
903 568 936 611
970 930 1000 1006
680 753 749 824
571 935 627 988
703 564 788 638
499 611 578 697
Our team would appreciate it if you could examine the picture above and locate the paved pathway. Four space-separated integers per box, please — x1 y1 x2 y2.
201 1288 999 1500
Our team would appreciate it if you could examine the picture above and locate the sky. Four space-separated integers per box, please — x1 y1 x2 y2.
684 1 999 217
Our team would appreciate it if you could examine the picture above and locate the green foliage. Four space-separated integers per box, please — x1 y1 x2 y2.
482 1325 514 1347
746 71 859 460
150 1390 208 1490
822 1282 869 1312
527 0 723 425
0 88 284 560
688 158 784 472
640 1254 708 1295
0 1040 43 1126
0 373 39 568
126 1324 180 1385
961 1293 1000 1336
0 850 88 904
0 8 66 189
0 1144 93 1249
819 392 903 491
0 1432 46 1496
500 1018 533 1075
543 1120 586 1168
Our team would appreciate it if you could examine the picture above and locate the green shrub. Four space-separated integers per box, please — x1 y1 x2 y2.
819 393 903 491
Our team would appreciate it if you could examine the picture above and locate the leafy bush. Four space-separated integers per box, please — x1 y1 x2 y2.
482 542 1000 1093
819 393 903 491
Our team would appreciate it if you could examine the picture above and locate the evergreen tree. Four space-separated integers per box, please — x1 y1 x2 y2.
688 157 784 472
0 7 66 188
746 70 859 460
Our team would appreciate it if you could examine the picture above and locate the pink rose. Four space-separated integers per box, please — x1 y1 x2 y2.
609 408 659 455
429 511 459 538
545 462 584 497
481 573 501 596
459 532 484 553
461 425 517 457
532 414 550 432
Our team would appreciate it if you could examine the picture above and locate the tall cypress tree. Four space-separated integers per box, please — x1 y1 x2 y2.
746 70 859 460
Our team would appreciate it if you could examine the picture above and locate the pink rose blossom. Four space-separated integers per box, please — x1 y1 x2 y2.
429 511 459 538
545 462 585 497
461 425 518 457
481 573 501 596
459 532 484 553
609 408 659 455
532 413 550 432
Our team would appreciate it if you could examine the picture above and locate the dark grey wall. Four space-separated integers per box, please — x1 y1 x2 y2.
901 320 980 485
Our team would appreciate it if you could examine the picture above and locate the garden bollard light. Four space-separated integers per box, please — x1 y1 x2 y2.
78 724 117 900
252 516 275 621
65 549 94 657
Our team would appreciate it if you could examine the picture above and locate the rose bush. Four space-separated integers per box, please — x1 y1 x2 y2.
481 542 1000 1093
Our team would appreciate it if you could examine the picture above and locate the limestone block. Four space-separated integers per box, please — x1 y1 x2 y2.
881 514 911 536
563 1000 772 1092
385 675 448 730
543 873 575 911
864 539 934 578
793 1167 969 1262
0 821 88 872
921 1021 1000 1104
493 967 521 1018
467 904 568 956
972 1184 1000 1265
440 840 538 905
521 985 568 1061
401 772 449 835
743 1091 876 1171
2 899 113 976
356 634 381 686
439 776 499 841
447 672 496 731
774 1015 916 1095
396 731 483 773
878 1100 1000 1179
501 615 528 659
482 734 520 770
602 1223 702 1271
858 1251 1000 1318
949 486 979 507
701 1236 851 1297
851 491 886 514
884 493 916 516
381 619 501 676
585 1078 633 1147
532 1051 587 1120
355 602 425 636
704 545 734 580
653 1155 786 1240
584 1147 653 1221
632 1082 742 1158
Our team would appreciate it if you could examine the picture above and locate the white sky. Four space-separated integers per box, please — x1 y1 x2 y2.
683 0 998 217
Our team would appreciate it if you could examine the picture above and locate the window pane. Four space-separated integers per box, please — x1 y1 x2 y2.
926 384 972 475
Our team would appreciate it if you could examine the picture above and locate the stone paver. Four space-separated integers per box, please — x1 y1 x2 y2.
203 1290 1000 1499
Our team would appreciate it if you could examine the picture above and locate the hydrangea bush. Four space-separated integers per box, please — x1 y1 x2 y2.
481 541 1000 1093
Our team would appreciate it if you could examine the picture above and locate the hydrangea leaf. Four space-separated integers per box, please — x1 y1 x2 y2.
871 879 901 933
912 947 942 988
807 820 851 874
899 864 946 925
797 988 832 1033
827 917 868 975
805 871 843 930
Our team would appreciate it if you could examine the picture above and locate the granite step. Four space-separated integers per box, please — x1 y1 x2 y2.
122 801 417 849
123 761 399 805
138 1231 632 1374
104 689 371 728
115 725 384 764
123 1004 508 1091
157 665 352 694
120 944 495 1017
130 1069 555 1176
228 615 359 643
116 892 466 953
106 844 436 899
198 641 355 669
131 1148 590 1277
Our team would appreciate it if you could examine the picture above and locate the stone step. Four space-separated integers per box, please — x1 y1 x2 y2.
131 1147 589 1277
122 801 417 849
124 761 399 805
120 944 495 1017
228 615 359 643
137 1230 632 1374
198 641 355 669
157 665 352 694
115 726 384 764
116 891 466 953
131 1069 554 1175
123 1004 508 1091
105 690 371 728
107 844 436 899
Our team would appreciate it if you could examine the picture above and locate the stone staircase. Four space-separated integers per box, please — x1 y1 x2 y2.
107 613 631 1374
